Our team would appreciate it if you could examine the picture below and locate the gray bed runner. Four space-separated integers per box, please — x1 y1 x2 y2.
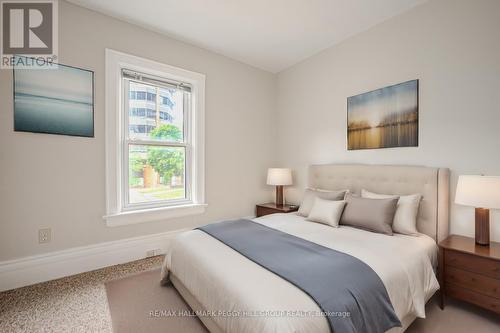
198 219 401 333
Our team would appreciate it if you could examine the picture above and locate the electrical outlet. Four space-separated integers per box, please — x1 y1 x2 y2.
39 228 51 244
146 249 161 257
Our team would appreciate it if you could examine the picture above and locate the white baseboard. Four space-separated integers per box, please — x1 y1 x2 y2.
0 228 187 292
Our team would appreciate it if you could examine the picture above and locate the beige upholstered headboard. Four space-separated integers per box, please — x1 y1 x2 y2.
309 164 450 242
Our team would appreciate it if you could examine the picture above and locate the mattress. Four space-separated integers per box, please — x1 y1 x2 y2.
161 213 439 333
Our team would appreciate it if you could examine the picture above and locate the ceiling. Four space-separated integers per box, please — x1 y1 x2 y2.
67 0 427 73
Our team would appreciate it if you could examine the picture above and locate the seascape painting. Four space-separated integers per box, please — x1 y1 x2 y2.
347 80 418 150
14 58 94 137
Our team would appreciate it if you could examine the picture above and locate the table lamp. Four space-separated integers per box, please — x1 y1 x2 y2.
267 168 292 206
455 175 500 246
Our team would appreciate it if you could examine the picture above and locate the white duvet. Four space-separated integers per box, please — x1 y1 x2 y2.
161 213 439 333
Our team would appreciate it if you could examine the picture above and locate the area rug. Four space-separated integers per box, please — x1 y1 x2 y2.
105 269 208 333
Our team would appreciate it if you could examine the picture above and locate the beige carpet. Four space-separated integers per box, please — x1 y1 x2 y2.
106 269 500 333
405 297 499 333
0 256 164 333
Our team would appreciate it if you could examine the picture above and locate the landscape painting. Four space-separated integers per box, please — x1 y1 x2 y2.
347 80 418 150
14 58 94 137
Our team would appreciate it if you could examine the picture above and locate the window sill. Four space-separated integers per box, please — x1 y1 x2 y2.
104 203 207 227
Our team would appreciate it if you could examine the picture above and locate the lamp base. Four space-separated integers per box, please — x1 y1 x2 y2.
275 185 284 207
475 208 490 246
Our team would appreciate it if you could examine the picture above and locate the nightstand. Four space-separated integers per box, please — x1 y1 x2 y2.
256 203 299 217
438 235 500 314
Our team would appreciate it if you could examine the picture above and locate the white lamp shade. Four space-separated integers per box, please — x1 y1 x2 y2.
267 168 292 186
455 175 500 209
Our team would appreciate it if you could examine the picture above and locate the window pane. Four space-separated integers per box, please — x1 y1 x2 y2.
128 145 186 204
127 81 184 142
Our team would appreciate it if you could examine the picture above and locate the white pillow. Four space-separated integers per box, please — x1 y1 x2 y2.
306 197 347 227
297 188 347 217
361 189 422 236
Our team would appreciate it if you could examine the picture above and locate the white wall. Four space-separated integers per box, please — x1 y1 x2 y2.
0 1 276 261
276 0 500 241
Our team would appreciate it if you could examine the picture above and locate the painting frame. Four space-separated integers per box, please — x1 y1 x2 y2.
346 79 419 151
12 57 95 138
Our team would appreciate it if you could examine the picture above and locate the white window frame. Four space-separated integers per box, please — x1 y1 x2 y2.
104 49 206 226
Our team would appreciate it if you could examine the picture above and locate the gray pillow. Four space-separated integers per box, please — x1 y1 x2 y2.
297 188 347 217
340 194 399 235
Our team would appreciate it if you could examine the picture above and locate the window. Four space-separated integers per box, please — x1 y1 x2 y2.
105 49 205 226
123 70 189 208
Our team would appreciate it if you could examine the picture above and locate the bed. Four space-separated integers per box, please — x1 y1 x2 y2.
161 164 450 333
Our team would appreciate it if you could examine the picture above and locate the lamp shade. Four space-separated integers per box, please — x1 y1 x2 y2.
267 168 292 186
455 175 500 209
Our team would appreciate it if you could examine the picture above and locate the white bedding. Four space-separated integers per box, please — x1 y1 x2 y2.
161 213 439 333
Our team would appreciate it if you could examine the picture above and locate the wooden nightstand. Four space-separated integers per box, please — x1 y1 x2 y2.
438 235 500 314
256 203 299 217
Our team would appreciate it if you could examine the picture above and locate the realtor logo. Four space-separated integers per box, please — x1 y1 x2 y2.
1 0 58 68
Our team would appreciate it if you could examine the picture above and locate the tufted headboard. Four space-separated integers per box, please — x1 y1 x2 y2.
309 164 450 242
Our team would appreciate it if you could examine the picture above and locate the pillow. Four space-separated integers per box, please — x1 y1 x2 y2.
307 197 347 227
297 188 347 217
340 194 398 235
361 189 422 236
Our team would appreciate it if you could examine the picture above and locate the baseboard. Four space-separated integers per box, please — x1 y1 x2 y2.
0 228 188 292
